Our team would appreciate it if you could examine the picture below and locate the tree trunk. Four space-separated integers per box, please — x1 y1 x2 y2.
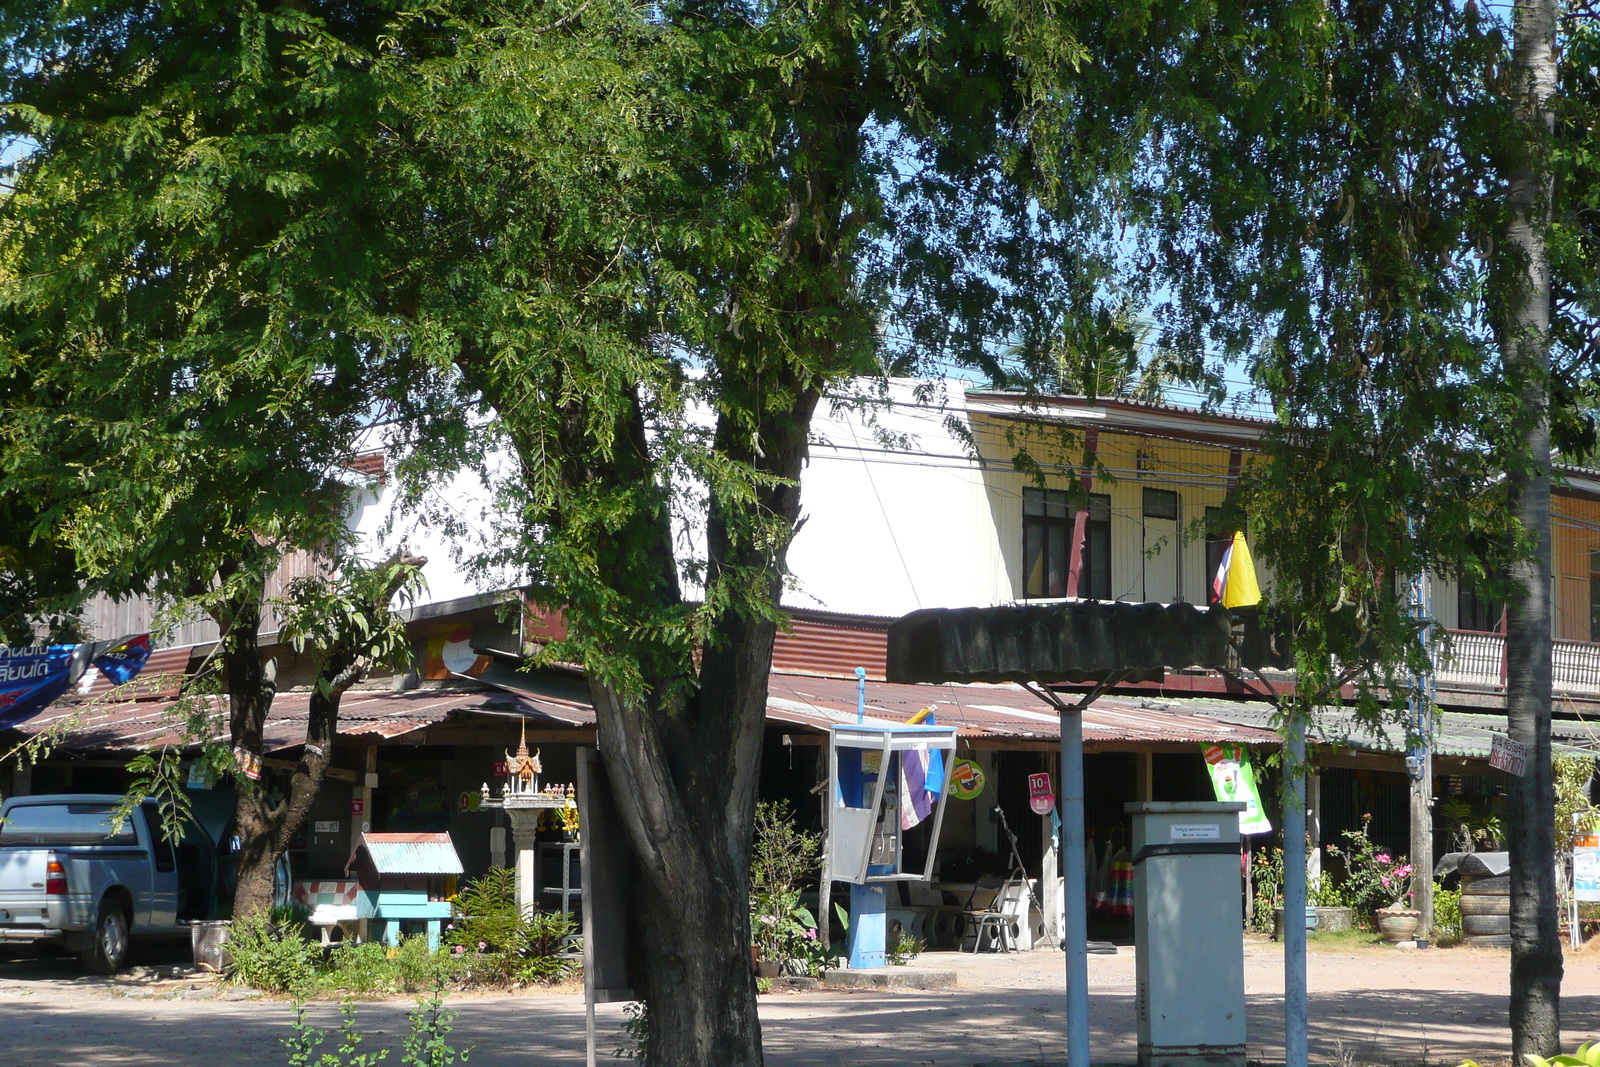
221 581 281 921
227 562 414 921
1502 0 1562 1056
590 391 816 1066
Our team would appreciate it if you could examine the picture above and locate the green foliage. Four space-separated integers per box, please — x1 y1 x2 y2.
1461 1041 1600 1067
886 930 924 967
1324 818 1414 919
446 867 577 987
281 996 469 1067
1556 756 1598 858
1249 846 1285 933
323 942 394 996
1433 885 1463 948
229 913 322 997
615 1001 649 1062
749 801 825 971
401 997 470 1067
751 802 822 903
283 1000 388 1067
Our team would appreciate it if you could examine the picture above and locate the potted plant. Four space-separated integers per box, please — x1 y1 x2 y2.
1372 857 1420 942
1326 815 1416 938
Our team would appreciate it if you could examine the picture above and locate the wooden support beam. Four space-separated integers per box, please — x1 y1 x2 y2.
261 757 358 783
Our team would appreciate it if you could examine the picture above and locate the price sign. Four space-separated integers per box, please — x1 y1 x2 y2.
1490 734 1528 777
1028 772 1055 815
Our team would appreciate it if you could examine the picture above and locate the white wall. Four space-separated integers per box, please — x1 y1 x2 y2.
783 380 1011 617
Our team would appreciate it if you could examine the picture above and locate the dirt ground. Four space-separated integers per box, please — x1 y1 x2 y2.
1 936 1597 1067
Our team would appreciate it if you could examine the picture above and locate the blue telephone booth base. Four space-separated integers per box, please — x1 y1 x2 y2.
847 882 888 969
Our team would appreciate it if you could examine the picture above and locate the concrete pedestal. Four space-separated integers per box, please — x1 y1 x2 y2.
504 806 542 918
847 882 887 969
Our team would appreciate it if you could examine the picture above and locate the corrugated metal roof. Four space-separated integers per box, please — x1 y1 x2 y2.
10 686 573 753
765 674 1282 747
772 614 890 680
1193 700 1600 758
886 602 1288 685
353 832 463 875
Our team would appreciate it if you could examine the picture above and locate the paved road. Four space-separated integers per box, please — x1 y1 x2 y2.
2 939 1597 1066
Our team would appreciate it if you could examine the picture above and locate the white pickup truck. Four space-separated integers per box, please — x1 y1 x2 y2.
0 794 219 973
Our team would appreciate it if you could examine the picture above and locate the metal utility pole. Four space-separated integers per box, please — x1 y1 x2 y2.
1407 563 1436 941
1283 718 1307 1067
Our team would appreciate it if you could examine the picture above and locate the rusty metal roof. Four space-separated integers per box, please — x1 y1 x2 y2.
351 832 463 875
772 612 891 680
765 674 1281 748
10 685 579 754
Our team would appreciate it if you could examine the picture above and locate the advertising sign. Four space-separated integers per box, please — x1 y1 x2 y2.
0 644 78 731
1490 734 1529 777
949 758 986 801
1028 772 1056 815
1575 831 1600 904
1202 743 1273 835
92 634 153 686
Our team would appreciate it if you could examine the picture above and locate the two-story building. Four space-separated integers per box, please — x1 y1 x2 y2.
8 378 1599 942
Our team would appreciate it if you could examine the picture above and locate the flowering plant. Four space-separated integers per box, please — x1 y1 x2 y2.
1325 815 1416 916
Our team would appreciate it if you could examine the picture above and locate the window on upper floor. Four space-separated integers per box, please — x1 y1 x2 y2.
1143 488 1178 522
1458 576 1504 633
1589 550 1600 643
1023 488 1110 599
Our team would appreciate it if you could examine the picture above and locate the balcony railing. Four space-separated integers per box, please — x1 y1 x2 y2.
1434 628 1600 699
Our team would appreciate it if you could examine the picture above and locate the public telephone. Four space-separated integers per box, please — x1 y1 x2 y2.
827 722 957 884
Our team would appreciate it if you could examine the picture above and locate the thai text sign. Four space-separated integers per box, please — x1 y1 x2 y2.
1028 772 1055 815
0 644 76 731
1489 734 1528 777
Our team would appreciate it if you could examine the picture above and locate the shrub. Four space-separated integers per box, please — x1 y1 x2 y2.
394 935 462 994
447 867 577 987
324 940 393 995
1432 884 1462 947
227 912 320 996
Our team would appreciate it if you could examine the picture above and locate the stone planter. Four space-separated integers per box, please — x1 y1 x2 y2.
1376 908 1422 943
1271 906 1321 940
1314 906 1353 933
754 960 781 979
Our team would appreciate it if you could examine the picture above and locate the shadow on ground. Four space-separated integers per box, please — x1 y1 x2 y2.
4 956 1596 1067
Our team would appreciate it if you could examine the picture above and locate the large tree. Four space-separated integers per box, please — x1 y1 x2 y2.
1064 0 1593 1055
375 3 1098 1062
4 0 1107 1055
0 0 425 915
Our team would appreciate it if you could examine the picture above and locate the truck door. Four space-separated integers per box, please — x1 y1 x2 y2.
140 803 179 930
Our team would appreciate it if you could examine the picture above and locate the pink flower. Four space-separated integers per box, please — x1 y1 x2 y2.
1375 852 1391 865
804 928 818 941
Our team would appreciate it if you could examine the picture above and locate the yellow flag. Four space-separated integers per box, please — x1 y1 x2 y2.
1220 531 1262 608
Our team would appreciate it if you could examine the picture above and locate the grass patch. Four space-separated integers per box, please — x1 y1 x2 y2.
1308 927 1385 949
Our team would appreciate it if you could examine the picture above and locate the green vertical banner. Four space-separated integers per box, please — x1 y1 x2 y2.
1202 743 1273 835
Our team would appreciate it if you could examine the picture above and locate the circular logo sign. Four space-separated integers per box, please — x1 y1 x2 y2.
948 758 986 801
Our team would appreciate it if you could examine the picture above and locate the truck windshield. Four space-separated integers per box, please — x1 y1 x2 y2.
0 803 139 845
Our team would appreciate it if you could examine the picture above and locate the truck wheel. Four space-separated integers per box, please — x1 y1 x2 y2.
81 900 130 975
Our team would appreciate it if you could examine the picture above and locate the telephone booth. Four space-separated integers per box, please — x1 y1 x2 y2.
827 721 957 968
